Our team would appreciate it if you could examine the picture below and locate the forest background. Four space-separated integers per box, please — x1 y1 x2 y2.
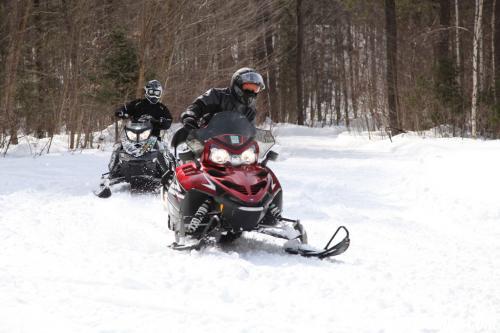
0 0 496 149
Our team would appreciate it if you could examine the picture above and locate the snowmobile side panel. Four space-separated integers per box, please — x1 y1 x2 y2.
176 163 216 196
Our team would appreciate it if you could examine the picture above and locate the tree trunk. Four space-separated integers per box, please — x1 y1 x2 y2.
385 0 399 134
436 0 454 124
369 24 378 129
455 0 462 86
491 0 496 99
265 37 279 123
494 0 500 103
1 0 32 145
263 6 279 123
136 1 152 98
296 0 304 125
341 27 350 128
347 17 358 120
472 0 484 137
333 23 342 126
334 81 341 126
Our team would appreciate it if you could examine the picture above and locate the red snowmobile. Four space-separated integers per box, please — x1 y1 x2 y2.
162 111 349 259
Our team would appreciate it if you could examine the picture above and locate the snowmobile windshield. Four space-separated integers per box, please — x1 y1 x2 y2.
254 128 275 158
188 111 274 158
191 111 257 142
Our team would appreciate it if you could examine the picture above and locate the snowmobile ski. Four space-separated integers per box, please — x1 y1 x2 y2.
284 226 350 259
94 176 127 198
94 185 112 198
94 176 112 198
169 239 206 251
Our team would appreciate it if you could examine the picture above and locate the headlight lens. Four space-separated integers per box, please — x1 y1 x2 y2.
125 130 136 141
210 148 230 164
138 129 151 141
241 147 257 164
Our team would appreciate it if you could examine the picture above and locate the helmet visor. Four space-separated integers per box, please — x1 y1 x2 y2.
240 72 265 91
242 82 261 93
147 89 162 97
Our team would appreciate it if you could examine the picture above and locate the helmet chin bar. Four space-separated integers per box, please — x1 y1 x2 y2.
146 95 160 104
233 85 257 105
243 93 256 106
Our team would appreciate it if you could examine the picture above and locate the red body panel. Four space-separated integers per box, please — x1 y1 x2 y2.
176 162 216 196
176 136 281 203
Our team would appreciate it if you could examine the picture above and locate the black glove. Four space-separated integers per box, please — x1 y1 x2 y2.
183 116 198 129
158 117 172 129
115 110 128 119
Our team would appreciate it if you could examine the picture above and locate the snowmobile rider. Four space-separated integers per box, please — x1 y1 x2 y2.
115 79 173 138
173 68 264 161
108 80 173 178
181 67 265 130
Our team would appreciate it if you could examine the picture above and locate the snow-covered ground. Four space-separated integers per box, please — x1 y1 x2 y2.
1 127 499 333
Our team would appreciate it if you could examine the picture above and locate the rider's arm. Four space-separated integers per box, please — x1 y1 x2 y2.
181 89 221 127
115 100 139 119
124 100 141 119
158 104 173 129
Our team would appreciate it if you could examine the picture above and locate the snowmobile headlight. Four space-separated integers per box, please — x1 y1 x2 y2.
240 147 257 164
138 129 151 141
210 148 230 165
125 129 136 142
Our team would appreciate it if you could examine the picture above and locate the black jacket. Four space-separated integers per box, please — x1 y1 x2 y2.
116 98 172 137
181 88 256 127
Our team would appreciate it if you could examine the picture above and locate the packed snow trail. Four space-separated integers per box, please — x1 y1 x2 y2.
1 128 499 333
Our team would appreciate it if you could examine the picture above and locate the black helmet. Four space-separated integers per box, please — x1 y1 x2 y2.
144 80 163 104
230 68 265 105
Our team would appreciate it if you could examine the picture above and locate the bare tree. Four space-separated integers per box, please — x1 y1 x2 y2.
1 0 32 146
472 0 484 137
385 0 399 135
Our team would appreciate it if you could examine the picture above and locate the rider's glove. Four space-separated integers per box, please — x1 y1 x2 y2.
115 110 128 119
159 117 172 129
183 116 198 129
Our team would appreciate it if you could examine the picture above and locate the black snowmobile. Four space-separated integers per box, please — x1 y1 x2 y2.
95 115 171 198
162 111 350 259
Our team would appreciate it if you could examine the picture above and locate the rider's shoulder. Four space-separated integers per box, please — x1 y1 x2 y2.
130 98 144 107
203 87 229 97
197 88 226 106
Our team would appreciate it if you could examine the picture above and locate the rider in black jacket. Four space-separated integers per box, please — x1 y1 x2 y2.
109 80 173 177
180 67 265 130
115 80 173 138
